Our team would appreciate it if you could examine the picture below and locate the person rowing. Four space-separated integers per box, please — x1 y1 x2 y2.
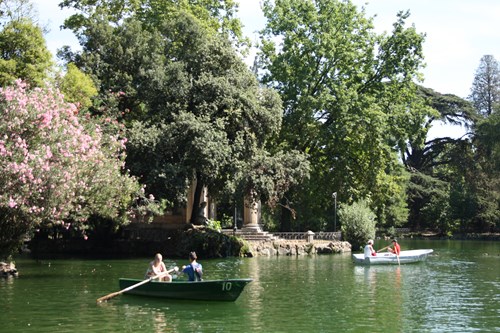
145 253 172 282
388 239 401 256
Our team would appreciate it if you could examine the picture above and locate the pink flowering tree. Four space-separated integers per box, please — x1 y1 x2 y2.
0 80 142 258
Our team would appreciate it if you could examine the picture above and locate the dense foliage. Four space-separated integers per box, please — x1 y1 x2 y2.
57 62 98 108
59 0 244 44
59 5 310 220
256 0 425 230
0 18 53 86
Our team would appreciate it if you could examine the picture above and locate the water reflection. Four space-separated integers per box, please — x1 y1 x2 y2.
352 264 405 332
244 256 263 329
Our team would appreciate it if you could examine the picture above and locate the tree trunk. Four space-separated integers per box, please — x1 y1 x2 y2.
190 172 204 224
279 197 292 231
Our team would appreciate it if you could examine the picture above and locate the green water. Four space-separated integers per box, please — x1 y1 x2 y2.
1 240 499 333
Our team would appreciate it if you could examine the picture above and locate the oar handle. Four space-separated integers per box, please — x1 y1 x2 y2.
147 267 177 281
97 266 178 303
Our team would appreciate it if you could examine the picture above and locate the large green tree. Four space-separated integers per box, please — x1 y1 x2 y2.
59 7 310 222
468 55 500 232
257 0 425 230
469 55 500 117
466 87 500 232
402 87 476 231
0 17 53 86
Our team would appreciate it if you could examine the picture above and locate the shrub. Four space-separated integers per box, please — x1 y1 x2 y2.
339 199 376 251
206 219 222 232
0 81 140 258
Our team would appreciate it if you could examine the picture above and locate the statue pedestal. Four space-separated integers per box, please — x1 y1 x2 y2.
241 224 262 232
243 195 261 232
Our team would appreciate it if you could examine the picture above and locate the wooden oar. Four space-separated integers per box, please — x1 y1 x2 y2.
377 245 390 252
97 267 178 303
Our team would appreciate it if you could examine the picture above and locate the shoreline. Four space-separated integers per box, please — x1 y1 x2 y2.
246 239 352 256
390 232 500 241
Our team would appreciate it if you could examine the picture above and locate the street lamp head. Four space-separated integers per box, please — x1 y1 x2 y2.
332 192 337 199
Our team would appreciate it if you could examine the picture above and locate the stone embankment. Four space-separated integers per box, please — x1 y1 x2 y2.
247 239 351 256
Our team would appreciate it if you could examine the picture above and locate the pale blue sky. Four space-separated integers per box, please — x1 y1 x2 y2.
34 0 500 138
238 0 500 99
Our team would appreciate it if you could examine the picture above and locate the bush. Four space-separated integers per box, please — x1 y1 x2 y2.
0 81 141 258
339 199 376 251
206 219 222 232
178 227 245 258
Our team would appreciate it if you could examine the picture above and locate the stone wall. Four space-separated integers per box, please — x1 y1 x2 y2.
247 239 351 256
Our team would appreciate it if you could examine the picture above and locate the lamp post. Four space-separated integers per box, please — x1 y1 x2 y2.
233 204 237 236
332 192 337 232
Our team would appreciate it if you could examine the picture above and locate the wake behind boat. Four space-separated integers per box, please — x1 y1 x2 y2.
118 278 253 301
352 249 433 265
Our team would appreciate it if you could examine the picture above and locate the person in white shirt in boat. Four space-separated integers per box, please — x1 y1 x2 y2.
145 253 172 282
364 239 377 258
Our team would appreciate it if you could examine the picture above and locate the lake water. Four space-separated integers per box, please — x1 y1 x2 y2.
1 239 499 332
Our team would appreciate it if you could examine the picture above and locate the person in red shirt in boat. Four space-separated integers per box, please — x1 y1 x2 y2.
388 239 401 256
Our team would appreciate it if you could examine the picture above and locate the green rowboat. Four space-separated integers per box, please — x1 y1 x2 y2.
118 278 253 301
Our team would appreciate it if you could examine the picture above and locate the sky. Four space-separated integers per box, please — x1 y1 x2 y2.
32 0 500 138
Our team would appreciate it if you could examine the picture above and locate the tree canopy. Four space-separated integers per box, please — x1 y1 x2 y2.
256 0 425 230
0 17 53 86
59 0 244 43
58 3 310 221
469 55 500 117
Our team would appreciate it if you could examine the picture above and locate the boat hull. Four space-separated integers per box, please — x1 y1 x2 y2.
118 278 253 301
352 249 433 265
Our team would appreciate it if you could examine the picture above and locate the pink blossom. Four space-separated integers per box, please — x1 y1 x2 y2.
1 80 139 243
39 112 53 127
45 146 52 159
8 197 17 208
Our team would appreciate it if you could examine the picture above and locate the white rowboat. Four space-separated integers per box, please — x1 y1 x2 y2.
352 249 434 265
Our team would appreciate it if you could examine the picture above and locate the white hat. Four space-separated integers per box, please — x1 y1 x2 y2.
368 239 373 244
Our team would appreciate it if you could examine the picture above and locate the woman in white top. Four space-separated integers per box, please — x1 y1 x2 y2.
145 253 172 282
364 239 376 258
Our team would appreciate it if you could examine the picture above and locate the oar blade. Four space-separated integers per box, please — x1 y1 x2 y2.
97 291 122 303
